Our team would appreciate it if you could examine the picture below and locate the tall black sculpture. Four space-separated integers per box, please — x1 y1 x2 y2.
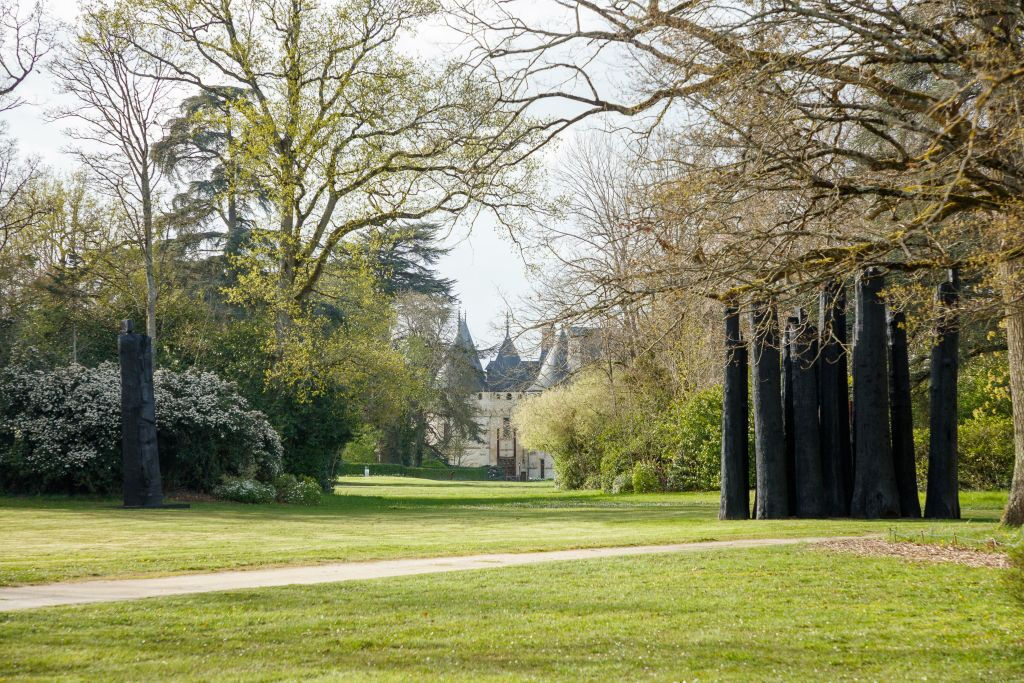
789 316 826 517
119 319 163 508
850 269 901 518
925 270 961 519
720 304 749 520
818 281 852 516
782 314 799 515
887 310 922 517
750 302 788 518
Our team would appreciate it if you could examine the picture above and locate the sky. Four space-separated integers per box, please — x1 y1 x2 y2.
0 0 581 360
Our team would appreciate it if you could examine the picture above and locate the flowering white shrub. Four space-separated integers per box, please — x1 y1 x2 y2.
273 473 322 506
0 363 283 494
213 476 276 504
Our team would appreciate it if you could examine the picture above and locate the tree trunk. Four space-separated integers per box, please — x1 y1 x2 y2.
887 310 922 518
818 281 851 516
141 171 158 350
850 268 901 518
790 318 826 517
783 315 798 515
1002 257 1024 526
750 302 788 519
720 304 749 520
925 270 961 519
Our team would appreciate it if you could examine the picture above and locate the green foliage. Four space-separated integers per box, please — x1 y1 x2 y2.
664 386 723 492
632 461 660 493
213 476 276 504
516 371 724 492
340 427 381 464
914 414 1015 490
273 474 322 506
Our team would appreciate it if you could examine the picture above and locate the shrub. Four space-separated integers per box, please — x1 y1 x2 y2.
914 415 1014 490
274 473 322 505
632 461 660 493
610 472 632 494
0 363 283 495
213 476 276 504
664 386 723 491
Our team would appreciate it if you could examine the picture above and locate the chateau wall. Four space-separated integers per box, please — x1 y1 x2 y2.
458 391 555 480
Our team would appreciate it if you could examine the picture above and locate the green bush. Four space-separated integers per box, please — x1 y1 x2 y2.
914 415 1014 490
664 386 722 491
632 461 661 493
213 476 276 504
274 473 322 505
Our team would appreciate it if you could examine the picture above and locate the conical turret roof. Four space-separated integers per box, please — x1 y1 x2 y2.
529 328 569 391
444 313 485 390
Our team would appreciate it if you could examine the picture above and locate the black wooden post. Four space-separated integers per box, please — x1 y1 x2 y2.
925 269 961 519
750 302 788 519
720 304 750 520
818 281 852 516
850 269 901 518
119 319 163 508
887 309 922 518
782 314 798 515
790 316 826 517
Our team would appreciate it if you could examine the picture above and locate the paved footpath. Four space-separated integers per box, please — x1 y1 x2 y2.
0 536 858 612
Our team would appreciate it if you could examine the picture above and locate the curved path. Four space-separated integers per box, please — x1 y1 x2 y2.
0 536 862 612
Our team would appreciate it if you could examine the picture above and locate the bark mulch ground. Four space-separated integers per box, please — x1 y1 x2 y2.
815 537 1010 569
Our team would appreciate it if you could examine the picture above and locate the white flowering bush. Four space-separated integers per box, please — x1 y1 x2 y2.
273 473 322 505
213 476 276 504
0 363 283 494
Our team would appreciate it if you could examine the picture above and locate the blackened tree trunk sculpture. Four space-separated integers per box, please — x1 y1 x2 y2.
925 270 961 519
850 269 901 518
887 309 922 518
818 281 852 516
789 317 826 517
750 302 789 518
720 305 749 520
783 315 798 515
119 319 164 508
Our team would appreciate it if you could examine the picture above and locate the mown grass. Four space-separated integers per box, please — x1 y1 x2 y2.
1 544 1020 681
0 478 1009 585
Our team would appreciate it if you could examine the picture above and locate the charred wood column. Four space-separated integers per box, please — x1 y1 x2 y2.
720 304 750 520
750 302 788 519
818 282 852 516
887 310 922 518
789 316 826 517
925 270 961 519
850 269 900 518
782 315 798 515
119 319 163 508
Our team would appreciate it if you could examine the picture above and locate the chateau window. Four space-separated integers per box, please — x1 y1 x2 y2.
540 459 545 478
502 417 511 438
478 393 482 400
506 393 512 400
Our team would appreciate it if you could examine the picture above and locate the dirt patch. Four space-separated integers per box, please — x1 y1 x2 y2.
816 538 1010 569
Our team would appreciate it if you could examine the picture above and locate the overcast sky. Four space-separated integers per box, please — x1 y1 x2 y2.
4 0 611 358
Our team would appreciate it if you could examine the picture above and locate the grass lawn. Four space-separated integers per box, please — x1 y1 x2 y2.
0 478 1012 585
2 544 1021 681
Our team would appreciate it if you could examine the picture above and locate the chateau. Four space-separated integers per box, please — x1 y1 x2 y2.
444 316 595 480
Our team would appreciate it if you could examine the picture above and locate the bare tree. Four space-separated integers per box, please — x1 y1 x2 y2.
49 6 177 346
458 0 1024 524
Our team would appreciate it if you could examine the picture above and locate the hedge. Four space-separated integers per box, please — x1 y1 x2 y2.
339 462 493 481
